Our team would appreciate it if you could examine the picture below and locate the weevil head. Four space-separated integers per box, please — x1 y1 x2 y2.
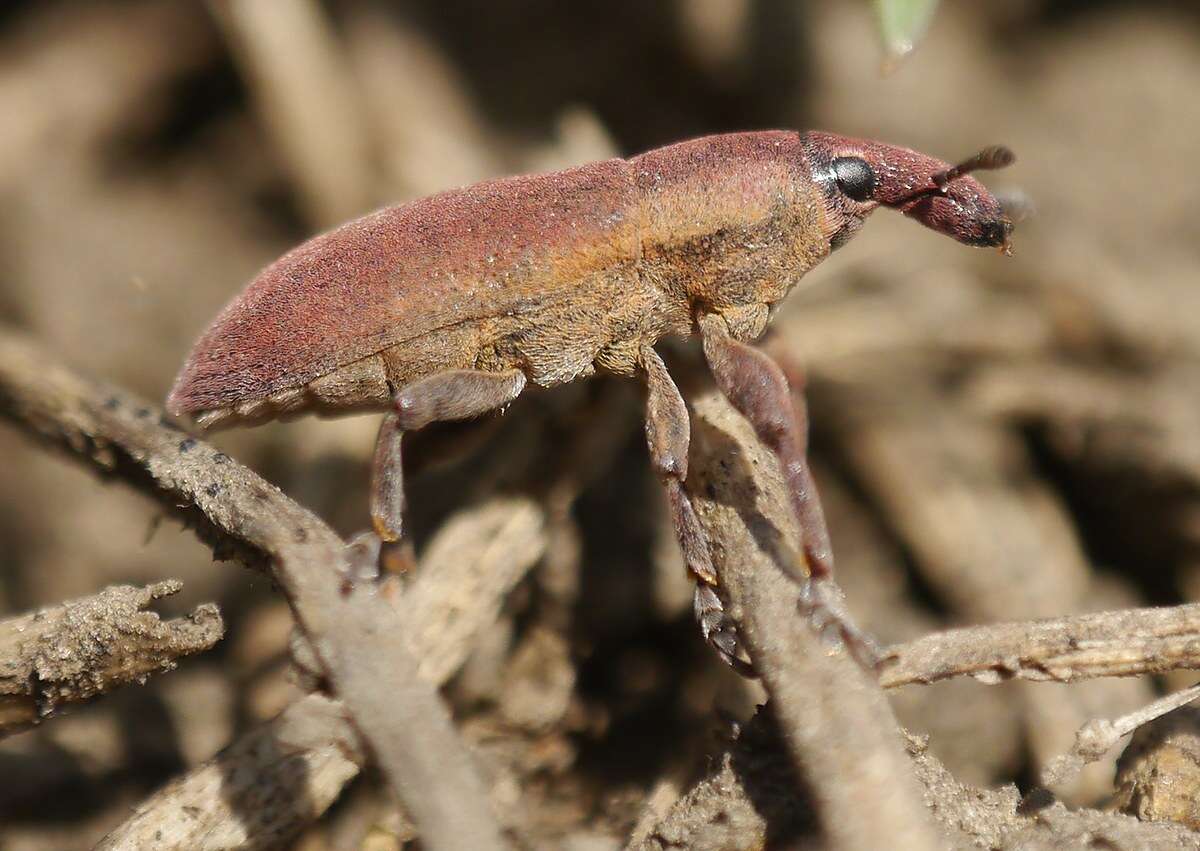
801 131 1015 254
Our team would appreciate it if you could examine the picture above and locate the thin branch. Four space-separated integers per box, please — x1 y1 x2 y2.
96 693 363 851
817 377 1156 800
0 580 222 738
1042 683 1200 789
0 329 506 851
98 496 545 850
684 386 941 851
879 603 1200 688
635 709 1200 851
627 709 813 851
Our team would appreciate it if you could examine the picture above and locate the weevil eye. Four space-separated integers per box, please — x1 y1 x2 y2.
832 157 876 202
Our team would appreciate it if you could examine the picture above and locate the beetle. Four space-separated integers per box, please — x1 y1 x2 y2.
168 130 1014 668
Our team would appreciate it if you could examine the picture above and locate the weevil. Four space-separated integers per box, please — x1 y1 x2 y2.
168 130 1014 669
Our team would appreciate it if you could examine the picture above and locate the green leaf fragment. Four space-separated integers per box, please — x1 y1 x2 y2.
872 0 940 63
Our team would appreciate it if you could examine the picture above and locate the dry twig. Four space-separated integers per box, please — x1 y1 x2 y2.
0 328 505 851
96 693 363 851
820 377 1153 800
1043 683 1200 789
98 497 546 849
627 708 813 851
682 385 941 851
879 603 1200 688
637 710 1200 851
0 580 222 738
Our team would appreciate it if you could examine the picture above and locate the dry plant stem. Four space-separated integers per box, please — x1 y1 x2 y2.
100 497 545 850
627 716 810 851
905 732 1200 851
638 714 1200 851
0 580 222 738
402 498 546 685
685 388 941 851
0 330 506 851
208 0 375 227
96 694 363 851
822 380 1151 800
879 603 1200 688
1043 683 1200 789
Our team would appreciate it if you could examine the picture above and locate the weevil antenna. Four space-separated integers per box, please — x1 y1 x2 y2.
889 144 1016 206
931 145 1015 192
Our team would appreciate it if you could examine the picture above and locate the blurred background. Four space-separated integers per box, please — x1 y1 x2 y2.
2 1 1199 848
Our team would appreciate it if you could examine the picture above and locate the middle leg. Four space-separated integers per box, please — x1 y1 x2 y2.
697 312 878 666
641 345 752 675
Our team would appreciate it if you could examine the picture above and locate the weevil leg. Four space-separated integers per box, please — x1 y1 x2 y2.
392 368 527 432
642 346 754 676
368 411 415 576
359 368 527 578
696 313 879 669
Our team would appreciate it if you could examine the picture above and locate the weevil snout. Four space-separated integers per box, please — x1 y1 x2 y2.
804 132 1015 254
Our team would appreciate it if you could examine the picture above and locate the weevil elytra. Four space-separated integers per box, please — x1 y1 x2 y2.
168 130 1014 669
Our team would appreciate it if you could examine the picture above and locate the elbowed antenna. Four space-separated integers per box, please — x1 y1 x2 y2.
932 145 1015 192
892 144 1016 204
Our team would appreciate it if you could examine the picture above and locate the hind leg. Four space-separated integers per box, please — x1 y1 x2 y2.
641 346 753 676
359 368 526 578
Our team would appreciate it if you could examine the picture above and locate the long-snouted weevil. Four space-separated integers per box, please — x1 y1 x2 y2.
168 131 1014 671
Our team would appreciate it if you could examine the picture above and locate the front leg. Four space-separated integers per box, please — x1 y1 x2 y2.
362 368 526 577
641 346 752 676
697 313 878 667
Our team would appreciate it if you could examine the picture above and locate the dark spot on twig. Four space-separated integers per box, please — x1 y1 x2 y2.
1017 787 1056 815
294 526 308 543
252 487 270 502
103 396 120 410
135 407 152 419
178 438 197 453
204 483 222 497
212 452 230 464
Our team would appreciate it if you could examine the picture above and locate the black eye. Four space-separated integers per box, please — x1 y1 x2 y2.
832 157 876 202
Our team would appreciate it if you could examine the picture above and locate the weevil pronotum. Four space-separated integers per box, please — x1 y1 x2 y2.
168 131 1014 670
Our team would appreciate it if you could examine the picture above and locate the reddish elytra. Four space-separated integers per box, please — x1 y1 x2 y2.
169 131 1014 670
